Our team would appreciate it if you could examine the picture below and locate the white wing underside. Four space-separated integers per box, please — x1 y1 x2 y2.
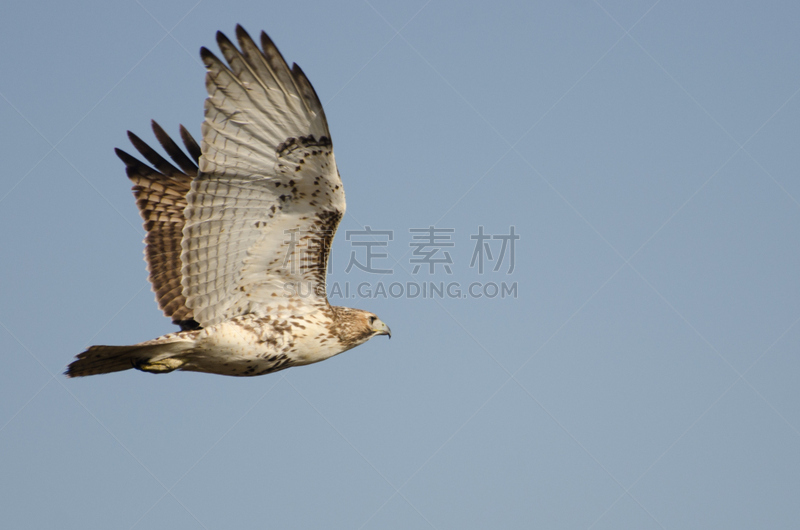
181 28 345 328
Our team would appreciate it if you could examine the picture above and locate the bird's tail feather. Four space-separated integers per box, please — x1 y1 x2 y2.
66 340 194 378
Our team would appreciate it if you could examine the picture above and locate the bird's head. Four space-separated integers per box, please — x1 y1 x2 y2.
366 312 391 339
331 307 391 348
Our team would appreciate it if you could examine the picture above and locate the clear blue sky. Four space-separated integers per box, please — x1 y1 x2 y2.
2 1 800 528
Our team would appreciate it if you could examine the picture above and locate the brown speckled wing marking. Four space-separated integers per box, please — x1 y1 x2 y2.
182 26 346 327
116 121 201 329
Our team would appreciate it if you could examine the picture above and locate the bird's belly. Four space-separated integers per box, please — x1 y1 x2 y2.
179 317 343 376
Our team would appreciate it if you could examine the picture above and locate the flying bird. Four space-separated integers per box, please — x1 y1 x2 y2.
67 26 391 378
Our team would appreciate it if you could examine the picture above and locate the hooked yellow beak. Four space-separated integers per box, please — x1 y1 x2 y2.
372 319 391 339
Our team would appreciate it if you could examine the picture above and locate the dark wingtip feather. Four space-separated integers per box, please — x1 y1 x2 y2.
114 146 131 162
235 25 260 59
126 129 181 177
291 62 328 133
126 130 153 162
114 147 140 167
260 30 277 54
216 28 235 51
199 46 217 65
150 119 166 139
151 121 198 175
179 125 202 164
114 147 154 182
235 24 253 45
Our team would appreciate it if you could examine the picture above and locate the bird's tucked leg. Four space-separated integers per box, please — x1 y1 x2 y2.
134 357 186 373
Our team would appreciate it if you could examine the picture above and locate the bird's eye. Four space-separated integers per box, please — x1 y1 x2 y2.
369 316 376 325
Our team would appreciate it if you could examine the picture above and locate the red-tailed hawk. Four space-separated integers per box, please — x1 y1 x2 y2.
67 26 390 378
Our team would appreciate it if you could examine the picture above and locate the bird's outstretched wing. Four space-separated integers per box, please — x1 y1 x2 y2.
182 25 346 327
116 121 202 331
